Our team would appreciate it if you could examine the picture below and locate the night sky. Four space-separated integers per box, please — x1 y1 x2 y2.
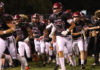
50 0 100 14
2 0 100 14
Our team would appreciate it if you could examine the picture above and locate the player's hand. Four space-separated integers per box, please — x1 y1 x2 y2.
91 30 98 37
61 31 68 36
61 29 69 36
39 36 44 40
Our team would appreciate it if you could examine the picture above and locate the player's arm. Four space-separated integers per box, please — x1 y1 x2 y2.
61 21 75 36
68 21 75 31
51 34 56 44
49 24 56 38
23 25 34 42
85 26 100 30
15 36 19 42
38 29 49 41
0 21 15 35
43 29 48 37
71 29 81 36
46 23 53 29
26 26 34 39
6 22 15 33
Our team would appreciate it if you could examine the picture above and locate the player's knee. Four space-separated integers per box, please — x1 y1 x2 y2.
27 55 30 58
57 51 64 58
19 53 24 57
41 51 44 54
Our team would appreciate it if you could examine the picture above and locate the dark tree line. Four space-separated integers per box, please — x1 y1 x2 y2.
50 0 100 14
1 0 100 14
1 0 52 14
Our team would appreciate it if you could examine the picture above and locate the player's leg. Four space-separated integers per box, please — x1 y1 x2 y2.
45 42 50 63
46 42 54 63
40 39 45 54
24 42 31 58
18 41 29 70
0 38 6 70
53 42 60 70
7 36 17 60
7 36 18 67
24 42 31 69
5 54 13 67
64 46 70 64
84 40 88 64
34 39 41 56
40 39 46 66
17 54 25 70
33 38 41 66
78 38 85 69
52 42 56 63
56 36 66 70
65 36 76 67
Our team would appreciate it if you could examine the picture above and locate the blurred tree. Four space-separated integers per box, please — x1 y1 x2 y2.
27 0 52 14
1 0 100 14
1 0 52 14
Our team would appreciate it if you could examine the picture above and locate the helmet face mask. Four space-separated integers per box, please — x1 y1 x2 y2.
31 18 39 23
13 15 21 24
72 12 81 22
73 17 80 22
13 15 21 20
31 13 40 23
53 8 62 14
31 13 39 19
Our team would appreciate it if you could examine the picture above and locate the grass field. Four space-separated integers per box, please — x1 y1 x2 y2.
6 56 100 70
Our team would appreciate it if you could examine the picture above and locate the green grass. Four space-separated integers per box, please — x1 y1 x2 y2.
6 56 100 70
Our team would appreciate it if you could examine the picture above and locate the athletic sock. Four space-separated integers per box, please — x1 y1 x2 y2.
59 57 66 70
